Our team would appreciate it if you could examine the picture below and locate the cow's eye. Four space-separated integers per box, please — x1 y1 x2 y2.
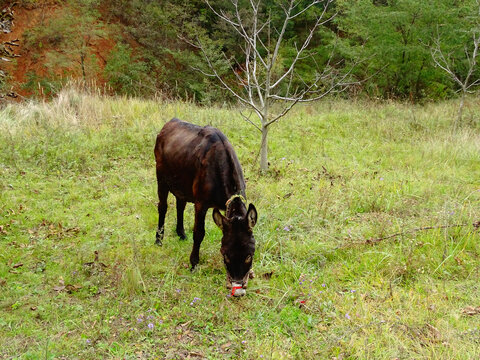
224 255 230 263
245 255 252 264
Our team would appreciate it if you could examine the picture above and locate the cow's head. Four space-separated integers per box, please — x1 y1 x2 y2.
213 197 257 297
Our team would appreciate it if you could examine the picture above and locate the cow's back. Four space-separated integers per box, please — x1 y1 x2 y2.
155 118 246 208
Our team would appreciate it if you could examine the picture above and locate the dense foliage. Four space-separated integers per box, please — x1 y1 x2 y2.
7 0 480 102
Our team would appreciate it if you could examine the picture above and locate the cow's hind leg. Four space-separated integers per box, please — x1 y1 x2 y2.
155 176 169 246
176 198 187 240
190 202 207 270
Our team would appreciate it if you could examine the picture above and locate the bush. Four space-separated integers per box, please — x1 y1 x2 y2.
104 43 150 96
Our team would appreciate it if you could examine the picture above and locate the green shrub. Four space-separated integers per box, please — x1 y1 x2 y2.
103 43 149 96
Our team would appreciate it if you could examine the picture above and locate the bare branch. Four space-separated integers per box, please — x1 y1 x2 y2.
431 26 480 93
200 0 358 170
431 39 464 88
232 0 269 69
177 34 201 49
205 0 268 71
270 7 337 90
190 65 216 78
205 0 239 26
266 59 363 123
289 0 325 20
196 38 263 114
239 109 262 131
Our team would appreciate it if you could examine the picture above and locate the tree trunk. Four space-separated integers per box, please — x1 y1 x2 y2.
260 125 269 172
455 90 466 130
81 53 86 83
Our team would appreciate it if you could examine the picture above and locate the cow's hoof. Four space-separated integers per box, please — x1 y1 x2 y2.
177 232 186 240
190 256 199 271
155 239 163 246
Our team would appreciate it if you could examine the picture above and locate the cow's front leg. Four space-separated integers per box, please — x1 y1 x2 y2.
155 178 169 246
190 203 207 270
176 198 187 240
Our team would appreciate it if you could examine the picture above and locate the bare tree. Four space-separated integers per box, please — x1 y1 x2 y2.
195 0 355 172
431 1 480 129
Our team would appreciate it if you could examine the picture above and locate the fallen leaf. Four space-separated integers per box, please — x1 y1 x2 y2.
53 285 66 292
53 282 82 294
65 284 82 293
180 320 192 328
425 323 441 340
83 250 107 269
220 342 232 350
461 306 480 316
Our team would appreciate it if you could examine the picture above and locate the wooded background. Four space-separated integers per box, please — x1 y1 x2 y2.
1 0 479 103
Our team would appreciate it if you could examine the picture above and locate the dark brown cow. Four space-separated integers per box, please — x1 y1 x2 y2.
154 118 257 296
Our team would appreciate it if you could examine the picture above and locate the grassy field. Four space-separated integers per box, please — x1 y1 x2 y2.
1 88 479 359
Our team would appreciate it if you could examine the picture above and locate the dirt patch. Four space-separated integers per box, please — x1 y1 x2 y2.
2 5 56 94
1 2 118 97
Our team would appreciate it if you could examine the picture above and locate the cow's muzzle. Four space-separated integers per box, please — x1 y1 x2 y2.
226 270 253 297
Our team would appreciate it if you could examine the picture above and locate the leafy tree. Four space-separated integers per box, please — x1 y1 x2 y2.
109 0 230 102
104 43 150 96
336 0 456 101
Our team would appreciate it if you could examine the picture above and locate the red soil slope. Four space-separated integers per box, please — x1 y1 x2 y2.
1 3 116 97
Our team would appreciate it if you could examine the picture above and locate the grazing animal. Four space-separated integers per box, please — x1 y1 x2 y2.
154 118 257 296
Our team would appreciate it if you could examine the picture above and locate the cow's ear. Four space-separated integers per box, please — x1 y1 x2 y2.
247 204 257 230
213 208 225 230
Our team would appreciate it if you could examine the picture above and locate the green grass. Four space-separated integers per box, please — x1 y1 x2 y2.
1 88 479 359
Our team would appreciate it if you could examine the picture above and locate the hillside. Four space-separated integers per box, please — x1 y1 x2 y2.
1 1 122 98
1 0 479 103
